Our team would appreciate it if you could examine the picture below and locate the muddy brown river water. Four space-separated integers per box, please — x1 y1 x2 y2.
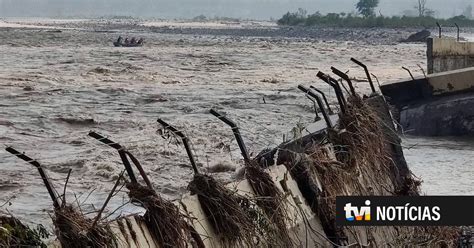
0 19 472 230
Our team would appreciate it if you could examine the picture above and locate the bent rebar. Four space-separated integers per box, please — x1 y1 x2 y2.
331 67 356 96
209 109 251 163
5 147 60 209
402 66 415 80
88 131 154 188
298 85 333 128
309 86 334 114
157 119 199 174
350 57 376 94
317 71 346 113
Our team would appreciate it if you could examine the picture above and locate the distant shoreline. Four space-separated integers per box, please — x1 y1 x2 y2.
1 18 473 45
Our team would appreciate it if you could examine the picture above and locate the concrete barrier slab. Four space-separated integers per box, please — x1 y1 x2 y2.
428 37 474 73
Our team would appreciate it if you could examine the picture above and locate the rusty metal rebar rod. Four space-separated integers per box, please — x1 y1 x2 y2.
436 22 442 38
309 97 321 118
316 71 346 113
455 23 460 41
327 75 348 107
350 57 376 94
209 109 251 164
123 151 153 189
309 86 334 114
331 67 356 96
306 95 321 121
5 147 60 209
157 119 199 174
87 131 154 188
298 85 333 128
371 73 382 90
402 66 415 80
328 75 349 106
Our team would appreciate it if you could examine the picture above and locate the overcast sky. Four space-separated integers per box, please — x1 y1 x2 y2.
0 0 472 19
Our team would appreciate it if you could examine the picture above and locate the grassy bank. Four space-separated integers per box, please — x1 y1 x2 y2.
277 11 474 28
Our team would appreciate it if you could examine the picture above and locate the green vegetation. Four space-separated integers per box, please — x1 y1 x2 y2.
277 10 474 28
1 216 48 248
278 0 474 28
356 0 379 18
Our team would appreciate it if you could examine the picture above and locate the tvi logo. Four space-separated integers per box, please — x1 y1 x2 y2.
344 200 371 221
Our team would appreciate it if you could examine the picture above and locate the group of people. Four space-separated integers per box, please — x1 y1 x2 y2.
116 36 144 45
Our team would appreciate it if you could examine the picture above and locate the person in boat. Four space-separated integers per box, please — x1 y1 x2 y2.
124 38 129 45
116 36 123 44
130 37 136 44
137 38 144 44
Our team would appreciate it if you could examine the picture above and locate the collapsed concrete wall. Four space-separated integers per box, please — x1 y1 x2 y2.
47 161 331 247
381 67 474 136
180 165 331 247
400 92 474 136
382 67 474 108
7 78 462 247
427 37 474 74
46 94 427 247
57 164 330 248
97 93 461 247
267 95 421 246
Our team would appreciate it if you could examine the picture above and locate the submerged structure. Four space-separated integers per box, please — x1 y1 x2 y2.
382 37 474 136
3 58 466 247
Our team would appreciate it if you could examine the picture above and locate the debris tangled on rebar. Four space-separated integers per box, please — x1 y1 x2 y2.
53 205 117 248
303 96 405 243
127 182 199 248
245 163 293 247
306 145 349 243
330 96 394 174
395 173 422 196
300 95 458 246
207 108 295 246
281 151 320 212
188 173 256 247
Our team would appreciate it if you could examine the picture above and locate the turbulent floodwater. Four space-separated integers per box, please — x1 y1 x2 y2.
404 136 474 195
0 19 472 230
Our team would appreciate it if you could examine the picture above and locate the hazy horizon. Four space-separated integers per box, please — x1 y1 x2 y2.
0 0 472 20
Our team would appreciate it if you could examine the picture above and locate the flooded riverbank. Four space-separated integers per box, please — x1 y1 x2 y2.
0 19 472 229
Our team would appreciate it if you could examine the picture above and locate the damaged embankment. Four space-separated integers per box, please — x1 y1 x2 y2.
267 82 462 246
161 117 293 247
3 59 466 247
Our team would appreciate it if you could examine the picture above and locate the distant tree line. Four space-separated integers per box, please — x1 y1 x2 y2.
277 0 474 28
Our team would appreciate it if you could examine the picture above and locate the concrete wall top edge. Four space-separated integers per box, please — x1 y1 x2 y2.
432 37 474 56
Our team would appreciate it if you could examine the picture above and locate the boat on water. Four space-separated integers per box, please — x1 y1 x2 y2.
113 36 144 47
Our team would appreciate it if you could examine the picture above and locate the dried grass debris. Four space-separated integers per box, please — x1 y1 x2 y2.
53 205 117 248
127 182 199 248
188 174 256 247
245 163 293 247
